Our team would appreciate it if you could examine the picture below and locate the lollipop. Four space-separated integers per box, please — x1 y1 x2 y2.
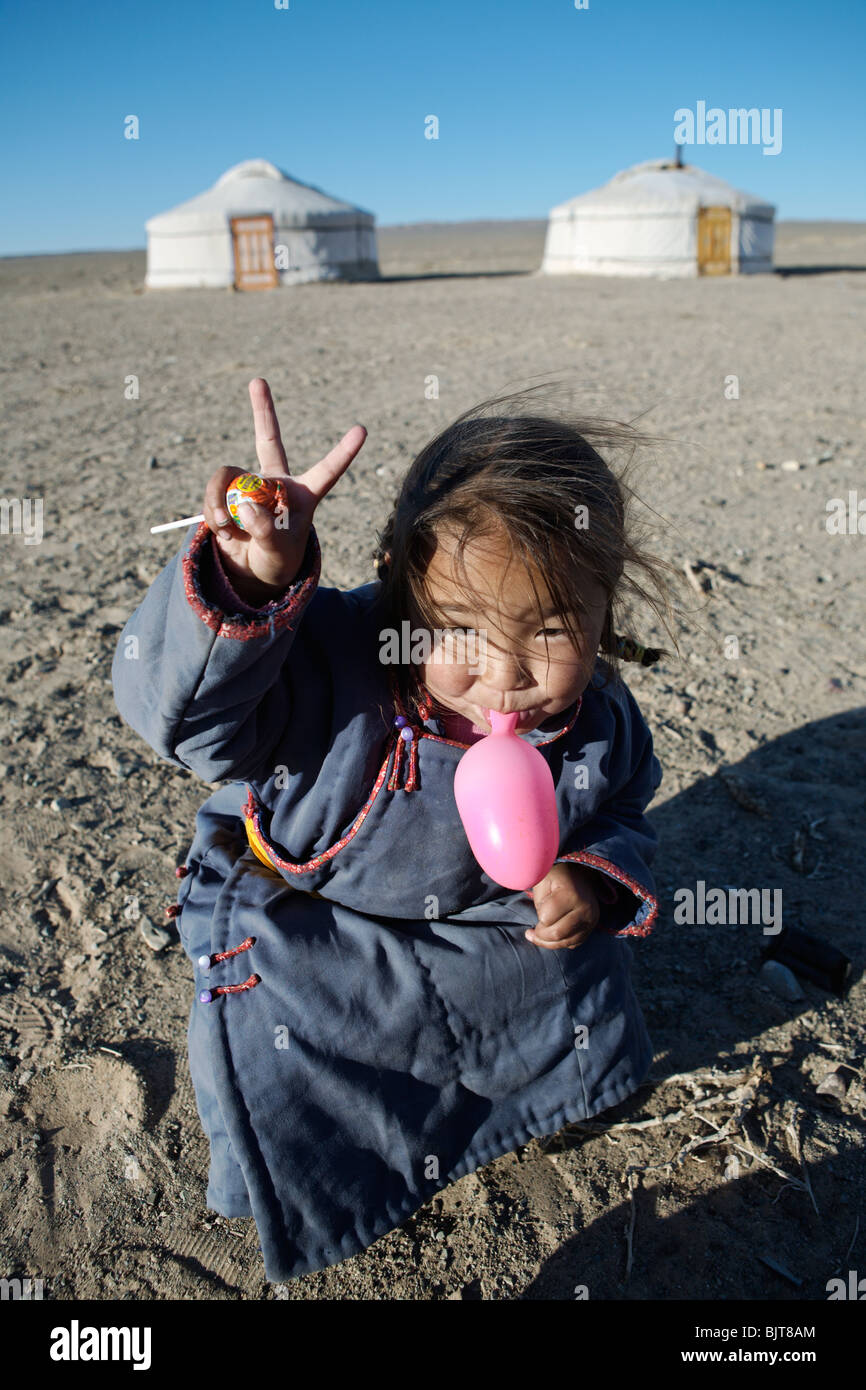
453 709 559 890
225 474 287 530
150 474 288 534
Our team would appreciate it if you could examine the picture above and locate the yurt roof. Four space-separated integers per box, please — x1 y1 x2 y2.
146 159 375 234
548 158 775 219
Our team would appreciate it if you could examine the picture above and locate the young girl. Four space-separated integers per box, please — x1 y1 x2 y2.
112 379 675 1285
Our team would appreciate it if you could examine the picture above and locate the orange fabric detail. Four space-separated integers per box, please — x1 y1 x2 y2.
246 816 276 868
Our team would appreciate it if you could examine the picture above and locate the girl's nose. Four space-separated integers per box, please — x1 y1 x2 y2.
479 648 533 690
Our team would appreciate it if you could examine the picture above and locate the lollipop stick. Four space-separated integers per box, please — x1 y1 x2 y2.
150 513 206 534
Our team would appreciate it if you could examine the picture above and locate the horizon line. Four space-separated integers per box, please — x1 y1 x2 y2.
2 216 864 261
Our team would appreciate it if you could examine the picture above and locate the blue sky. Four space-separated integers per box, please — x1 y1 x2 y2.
1 0 863 255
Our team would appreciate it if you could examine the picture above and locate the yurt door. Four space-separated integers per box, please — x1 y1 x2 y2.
230 215 278 290
697 207 731 275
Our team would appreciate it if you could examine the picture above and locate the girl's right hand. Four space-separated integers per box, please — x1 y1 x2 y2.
203 378 367 602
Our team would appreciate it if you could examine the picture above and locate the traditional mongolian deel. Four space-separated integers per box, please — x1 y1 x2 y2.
112 520 663 1283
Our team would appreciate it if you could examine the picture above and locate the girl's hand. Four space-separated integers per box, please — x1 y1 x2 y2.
203 378 367 603
525 862 602 950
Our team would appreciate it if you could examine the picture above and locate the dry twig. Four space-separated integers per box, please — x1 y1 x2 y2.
683 561 711 595
785 1116 820 1216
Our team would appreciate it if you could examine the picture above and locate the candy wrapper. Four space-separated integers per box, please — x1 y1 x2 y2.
225 474 289 531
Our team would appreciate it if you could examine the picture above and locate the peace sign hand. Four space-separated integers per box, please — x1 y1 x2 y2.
203 378 367 606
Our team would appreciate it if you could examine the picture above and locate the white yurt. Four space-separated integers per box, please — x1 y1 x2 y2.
541 156 775 277
145 158 380 289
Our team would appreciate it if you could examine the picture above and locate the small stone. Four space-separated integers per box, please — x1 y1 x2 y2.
49 796 74 812
817 451 834 463
140 920 173 952
760 959 805 1001
172 433 185 444
754 460 767 470
147 456 158 470
122 897 142 923
124 1153 144 1182
815 1070 848 1102
375 466 387 477
780 460 801 472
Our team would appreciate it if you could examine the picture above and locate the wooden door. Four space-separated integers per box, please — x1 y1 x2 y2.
230 215 278 290
697 206 732 275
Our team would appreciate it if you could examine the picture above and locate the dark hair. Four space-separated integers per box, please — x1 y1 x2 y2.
372 385 681 720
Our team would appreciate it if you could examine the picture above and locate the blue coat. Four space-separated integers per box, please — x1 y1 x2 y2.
112 520 663 1282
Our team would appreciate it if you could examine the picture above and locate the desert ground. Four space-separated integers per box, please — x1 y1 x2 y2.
0 219 864 1300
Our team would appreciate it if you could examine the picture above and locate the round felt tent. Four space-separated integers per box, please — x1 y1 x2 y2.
145 158 380 289
540 157 775 277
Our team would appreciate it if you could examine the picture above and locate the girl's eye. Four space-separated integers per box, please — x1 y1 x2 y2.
440 624 570 644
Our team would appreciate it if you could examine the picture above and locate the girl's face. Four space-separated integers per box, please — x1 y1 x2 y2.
413 527 608 732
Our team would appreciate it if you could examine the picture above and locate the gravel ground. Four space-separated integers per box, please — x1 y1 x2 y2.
0 219 863 1300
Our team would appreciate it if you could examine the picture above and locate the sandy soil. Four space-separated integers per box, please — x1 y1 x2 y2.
0 220 864 1301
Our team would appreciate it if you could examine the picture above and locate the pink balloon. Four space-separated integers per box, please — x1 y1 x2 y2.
453 709 560 890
